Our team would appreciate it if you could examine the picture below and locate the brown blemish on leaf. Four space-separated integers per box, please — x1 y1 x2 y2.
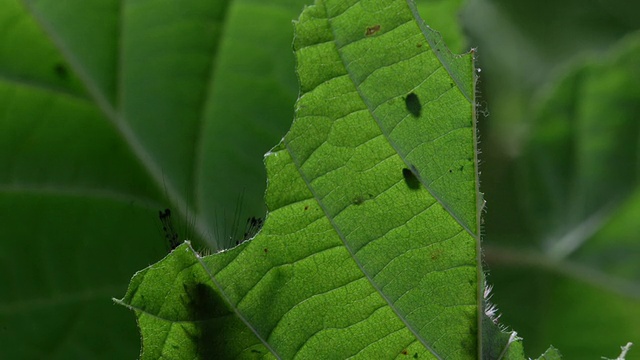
365 24 381 36
304 205 309 211
401 349 409 355
416 43 422 48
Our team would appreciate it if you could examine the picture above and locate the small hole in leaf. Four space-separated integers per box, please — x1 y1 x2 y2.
405 92 421 117
402 167 420 190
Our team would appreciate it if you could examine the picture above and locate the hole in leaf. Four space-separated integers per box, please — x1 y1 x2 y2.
402 167 420 190
405 92 421 117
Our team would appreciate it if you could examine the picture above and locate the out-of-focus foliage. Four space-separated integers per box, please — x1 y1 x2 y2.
1 0 638 358
461 0 640 357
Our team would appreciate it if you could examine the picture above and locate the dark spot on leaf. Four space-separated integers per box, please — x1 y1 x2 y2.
401 349 408 355
304 205 309 211
450 82 455 88
414 353 419 359
460 165 464 171
402 167 420 190
365 24 381 36
448 169 453 173
264 248 268 253
416 43 422 48
251 349 262 354
54 63 68 79
404 92 421 117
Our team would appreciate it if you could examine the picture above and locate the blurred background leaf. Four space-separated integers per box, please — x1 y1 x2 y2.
460 0 640 358
1 0 639 358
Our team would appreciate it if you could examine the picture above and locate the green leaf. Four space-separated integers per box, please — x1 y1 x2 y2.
118 0 520 358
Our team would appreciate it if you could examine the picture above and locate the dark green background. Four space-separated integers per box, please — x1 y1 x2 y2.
0 0 638 358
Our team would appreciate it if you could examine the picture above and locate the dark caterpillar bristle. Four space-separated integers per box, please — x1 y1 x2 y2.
159 208 181 250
